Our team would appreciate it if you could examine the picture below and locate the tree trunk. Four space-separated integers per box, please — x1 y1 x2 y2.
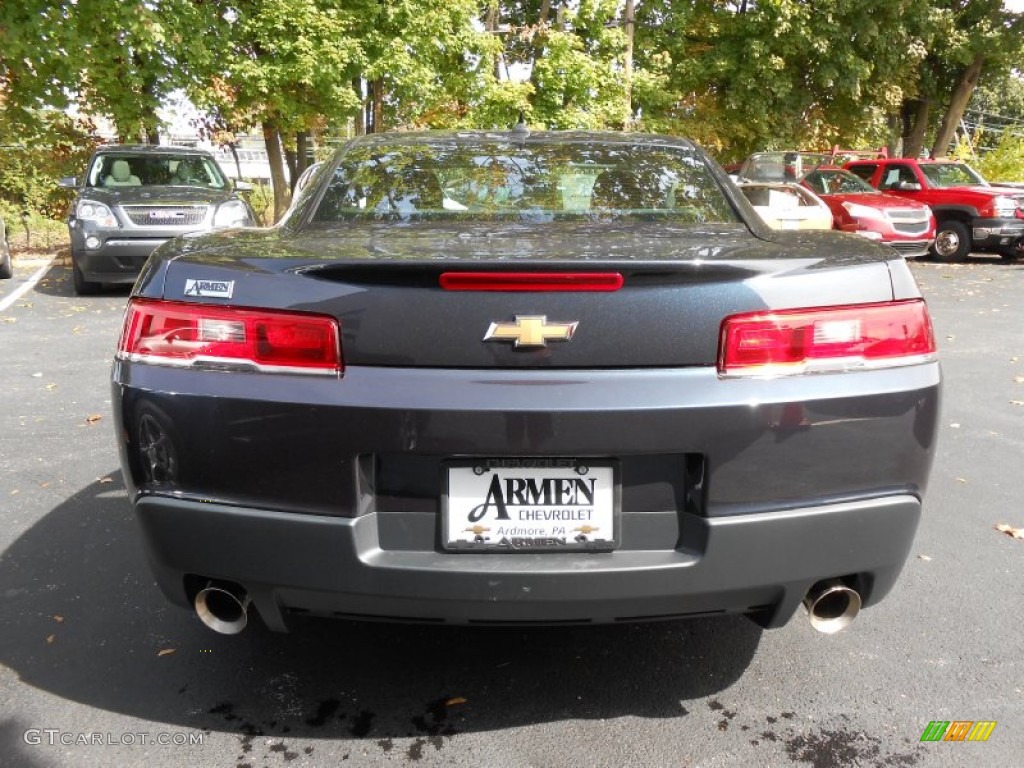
486 2 501 81
886 113 900 158
262 121 291 222
369 79 385 133
901 99 930 159
284 148 298 190
352 78 366 136
623 0 635 129
930 53 985 159
296 132 309 176
229 143 242 180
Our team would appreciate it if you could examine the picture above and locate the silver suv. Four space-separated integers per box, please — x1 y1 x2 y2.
60 146 256 294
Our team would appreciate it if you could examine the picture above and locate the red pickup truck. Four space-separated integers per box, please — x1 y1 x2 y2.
843 157 1024 262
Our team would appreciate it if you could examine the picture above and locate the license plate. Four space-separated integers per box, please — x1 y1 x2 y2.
443 459 618 552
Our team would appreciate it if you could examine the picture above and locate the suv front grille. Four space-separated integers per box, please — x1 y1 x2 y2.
886 208 930 223
123 205 209 227
893 221 930 235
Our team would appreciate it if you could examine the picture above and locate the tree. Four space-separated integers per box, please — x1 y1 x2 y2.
896 0 1024 158
191 0 367 220
1 1 216 142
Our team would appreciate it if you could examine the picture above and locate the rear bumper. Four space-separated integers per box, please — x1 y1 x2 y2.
136 493 922 631
115 361 940 631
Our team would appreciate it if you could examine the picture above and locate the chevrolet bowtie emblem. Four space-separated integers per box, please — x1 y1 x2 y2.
484 315 579 347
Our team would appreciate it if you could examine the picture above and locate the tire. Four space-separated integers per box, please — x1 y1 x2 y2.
1001 241 1022 261
930 220 971 263
71 250 102 295
0 250 11 280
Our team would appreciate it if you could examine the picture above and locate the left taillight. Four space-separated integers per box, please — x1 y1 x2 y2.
718 299 936 377
118 299 342 375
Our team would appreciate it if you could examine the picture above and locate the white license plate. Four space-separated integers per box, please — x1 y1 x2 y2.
443 460 617 552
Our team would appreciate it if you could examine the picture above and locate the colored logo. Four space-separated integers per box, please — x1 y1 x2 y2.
920 721 996 742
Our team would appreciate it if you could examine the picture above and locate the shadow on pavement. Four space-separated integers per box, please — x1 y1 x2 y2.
0 474 763 751
29 261 133 299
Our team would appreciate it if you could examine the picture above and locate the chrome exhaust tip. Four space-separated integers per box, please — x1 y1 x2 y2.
803 580 861 634
194 581 251 635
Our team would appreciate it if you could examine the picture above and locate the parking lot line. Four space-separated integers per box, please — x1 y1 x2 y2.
0 256 57 313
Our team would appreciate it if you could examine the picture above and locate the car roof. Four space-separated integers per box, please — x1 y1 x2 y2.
92 144 216 157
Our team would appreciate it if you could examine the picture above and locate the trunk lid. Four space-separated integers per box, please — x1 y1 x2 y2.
156 222 897 369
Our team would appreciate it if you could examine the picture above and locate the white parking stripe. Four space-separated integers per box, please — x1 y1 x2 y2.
0 256 57 313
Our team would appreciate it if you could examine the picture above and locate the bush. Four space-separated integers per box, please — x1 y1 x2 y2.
0 201 68 252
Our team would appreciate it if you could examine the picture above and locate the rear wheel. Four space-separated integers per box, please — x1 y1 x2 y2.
930 220 971 263
71 250 102 295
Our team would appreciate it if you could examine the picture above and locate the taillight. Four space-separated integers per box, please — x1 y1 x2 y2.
118 299 341 375
718 300 936 377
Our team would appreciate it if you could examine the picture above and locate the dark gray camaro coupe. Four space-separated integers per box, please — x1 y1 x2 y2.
112 130 940 635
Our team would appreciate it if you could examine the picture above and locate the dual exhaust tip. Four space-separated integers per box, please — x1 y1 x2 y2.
803 579 861 634
193 578 862 635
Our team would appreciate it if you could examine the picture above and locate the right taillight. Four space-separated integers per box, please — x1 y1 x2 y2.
718 299 936 377
118 298 342 375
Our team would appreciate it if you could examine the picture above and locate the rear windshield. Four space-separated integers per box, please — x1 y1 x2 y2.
311 140 738 224
86 153 229 190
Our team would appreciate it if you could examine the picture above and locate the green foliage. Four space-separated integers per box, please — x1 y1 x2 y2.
0 108 99 219
967 130 1024 183
244 182 277 227
2 0 1024 184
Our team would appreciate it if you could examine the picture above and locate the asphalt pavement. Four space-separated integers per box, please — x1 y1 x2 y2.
0 254 1022 768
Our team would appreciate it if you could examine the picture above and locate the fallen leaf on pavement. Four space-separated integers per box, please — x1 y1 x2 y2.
53 615 64 623
445 697 467 706
1011 401 1024 407
918 555 932 561
97 476 113 484
1015 376 1024 385
158 648 176 657
995 524 1023 539
46 635 56 645
86 414 102 424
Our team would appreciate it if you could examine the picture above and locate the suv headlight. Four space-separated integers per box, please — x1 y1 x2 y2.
213 199 253 228
76 200 117 228
993 196 1016 218
841 202 886 221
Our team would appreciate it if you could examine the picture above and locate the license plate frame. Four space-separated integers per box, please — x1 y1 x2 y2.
441 458 619 553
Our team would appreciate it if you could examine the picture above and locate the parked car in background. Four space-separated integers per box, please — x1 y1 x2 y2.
59 145 257 294
736 180 834 231
0 215 11 279
844 155 1024 262
113 129 940 637
740 152 935 256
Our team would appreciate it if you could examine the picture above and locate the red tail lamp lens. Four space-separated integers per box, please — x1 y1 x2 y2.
119 299 341 373
719 300 936 376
